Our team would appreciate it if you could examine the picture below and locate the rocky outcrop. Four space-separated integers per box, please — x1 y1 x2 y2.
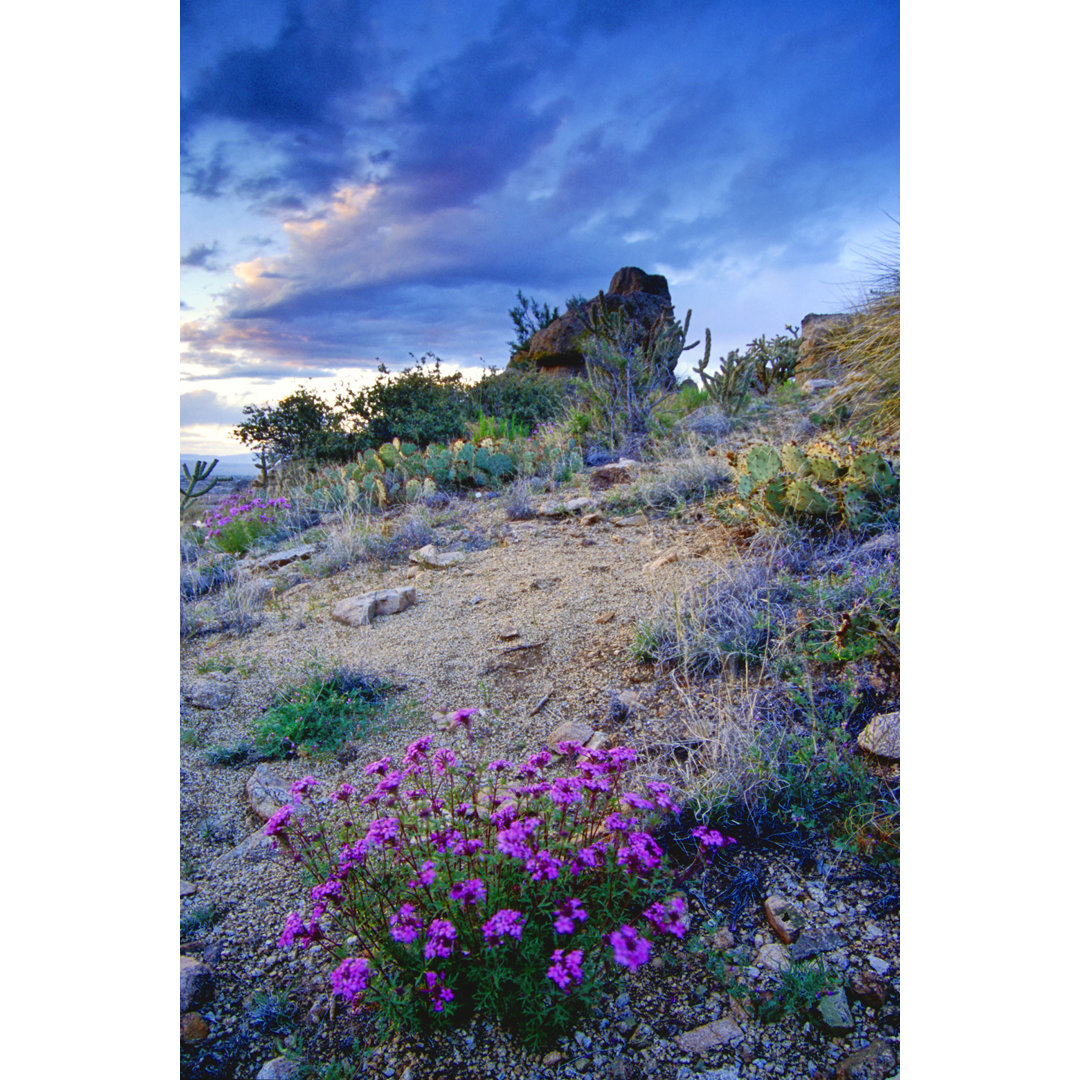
797 311 854 384
508 267 676 381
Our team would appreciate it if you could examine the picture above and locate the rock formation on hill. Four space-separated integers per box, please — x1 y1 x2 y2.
797 311 855 384
508 266 677 382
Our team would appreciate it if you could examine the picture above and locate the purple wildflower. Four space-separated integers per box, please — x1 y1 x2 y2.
421 970 454 1012
646 781 680 815
621 792 655 811
448 707 478 731
617 832 663 875
609 925 651 971
549 777 585 805
329 782 356 803
547 948 585 993
264 805 292 836
402 736 433 767
424 918 457 960
554 898 588 934
526 848 564 882
433 747 456 775
389 903 423 943
290 775 319 802
329 957 370 1005
643 895 689 939
482 909 525 944
410 860 437 888
364 756 393 776
449 878 487 906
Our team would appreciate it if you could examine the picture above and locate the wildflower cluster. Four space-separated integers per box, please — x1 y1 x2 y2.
201 493 291 554
267 729 719 1048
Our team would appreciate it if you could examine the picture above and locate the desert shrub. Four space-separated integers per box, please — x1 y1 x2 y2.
180 551 237 599
467 367 565 433
601 453 730 515
267 726 735 1050
502 478 535 520
757 957 842 1022
234 385 350 468
254 669 399 758
360 514 437 564
343 356 474 450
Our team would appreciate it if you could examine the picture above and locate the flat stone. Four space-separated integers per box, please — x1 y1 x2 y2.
814 989 855 1033
547 720 594 752
764 895 806 944
246 764 293 821
256 1058 304 1080
612 513 648 527
835 1039 897 1080
857 711 900 759
564 497 595 512
331 586 417 627
248 544 318 571
182 672 238 710
867 955 892 976
497 627 520 640
180 1012 210 1043
585 731 610 751
804 379 837 392
848 971 892 1009
212 827 277 868
596 611 616 624
409 544 465 568
790 929 845 961
675 1016 743 1054
581 512 604 525
180 955 213 1013
180 879 197 898
644 551 678 572
754 942 791 972
542 1051 565 1066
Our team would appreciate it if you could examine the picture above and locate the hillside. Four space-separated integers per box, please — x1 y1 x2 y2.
179 309 899 1080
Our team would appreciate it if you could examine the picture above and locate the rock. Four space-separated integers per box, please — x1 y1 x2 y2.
180 880 197 898
246 764 295 821
256 1058 304 1080
180 1012 209 1043
628 1022 654 1049
754 943 791 972
814 988 855 1033
848 971 893 1009
331 587 418 627
585 731 610 751
789 929 845 962
182 672 238 710
797 312 855 384
542 1051 565 1067
763 895 806 944
590 464 632 490
803 379 837 392
212 827 276 867
710 927 735 952
867 955 892 976
497 627 520 640
835 1039 897 1080
596 611 616 624
675 1017 743 1054
582 511 605 525
547 720 594 751
613 513 648 527
508 267 676 382
248 544 318 571
857 711 900 760
564 497 595 512
409 544 465 569
644 551 678 572
180 955 213 1013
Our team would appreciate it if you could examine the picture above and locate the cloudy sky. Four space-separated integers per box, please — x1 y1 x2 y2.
180 0 899 456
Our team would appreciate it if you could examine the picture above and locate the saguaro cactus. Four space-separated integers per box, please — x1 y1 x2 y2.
181 459 220 511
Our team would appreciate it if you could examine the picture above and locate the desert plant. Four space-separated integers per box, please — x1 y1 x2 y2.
267 727 735 1050
181 459 220 511
202 494 293 554
574 298 703 452
254 669 399 758
724 440 899 536
757 957 842 1022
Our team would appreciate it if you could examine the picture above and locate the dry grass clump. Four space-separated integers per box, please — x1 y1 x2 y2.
603 445 731 514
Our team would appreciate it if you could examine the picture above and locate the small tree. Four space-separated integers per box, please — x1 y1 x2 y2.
575 297 703 453
233 385 347 472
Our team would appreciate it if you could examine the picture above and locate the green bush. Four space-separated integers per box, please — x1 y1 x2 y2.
254 669 400 758
343 356 474 450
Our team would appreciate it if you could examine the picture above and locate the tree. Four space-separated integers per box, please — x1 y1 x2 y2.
232 385 347 474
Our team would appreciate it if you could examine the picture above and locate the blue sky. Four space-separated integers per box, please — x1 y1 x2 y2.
179 0 899 456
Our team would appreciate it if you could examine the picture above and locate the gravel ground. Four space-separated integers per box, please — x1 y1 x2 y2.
180 478 899 1079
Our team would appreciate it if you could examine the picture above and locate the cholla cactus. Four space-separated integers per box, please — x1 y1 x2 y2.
181 459 220 511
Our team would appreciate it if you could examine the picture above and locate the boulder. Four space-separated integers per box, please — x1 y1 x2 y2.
797 312 855 384
182 672 238 710
835 1040 897 1080
857 711 900 760
508 267 677 383
675 1017 743 1054
180 955 213 1013
409 545 466 569
331 587 418 627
